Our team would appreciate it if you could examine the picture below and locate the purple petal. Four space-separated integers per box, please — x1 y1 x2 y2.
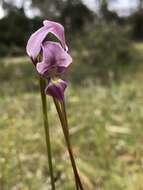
43 20 67 50
42 41 72 73
26 20 68 61
45 78 67 101
26 26 50 60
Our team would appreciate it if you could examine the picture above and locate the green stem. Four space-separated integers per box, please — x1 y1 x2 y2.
39 75 55 190
53 98 78 190
61 101 80 190
53 98 84 190
61 100 83 190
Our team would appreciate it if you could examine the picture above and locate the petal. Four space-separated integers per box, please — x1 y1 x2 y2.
36 62 50 75
41 41 56 64
45 78 67 101
42 41 72 71
26 26 50 60
26 20 68 61
43 20 67 50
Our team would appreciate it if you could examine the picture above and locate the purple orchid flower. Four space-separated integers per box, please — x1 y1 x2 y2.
26 20 68 61
36 41 72 77
26 20 83 190
26 19 72 101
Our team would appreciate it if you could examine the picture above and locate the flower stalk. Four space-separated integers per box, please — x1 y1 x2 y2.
39 75 55 190
53 97 84 190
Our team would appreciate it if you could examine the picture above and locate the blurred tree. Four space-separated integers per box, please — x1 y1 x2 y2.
0 0 43 56
31 0 65 18
71 22 132 82
97 0 120 23
129 10 143 40
0 9 28 56
31 0 94 32
61 0 94 32
129 0 143 40
138 0 143 10
2 0 27 15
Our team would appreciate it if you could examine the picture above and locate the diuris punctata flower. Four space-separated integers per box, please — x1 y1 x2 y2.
26 20 72 101
26 20 84 189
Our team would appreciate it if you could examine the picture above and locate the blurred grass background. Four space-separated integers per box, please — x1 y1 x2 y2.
1 0 143 189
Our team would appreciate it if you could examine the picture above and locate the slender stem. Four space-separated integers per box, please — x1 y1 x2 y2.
61 101 79 190
53 98 79 190
39 75 55 190
53 97 84 190
61 101 84 190
61 101 69 136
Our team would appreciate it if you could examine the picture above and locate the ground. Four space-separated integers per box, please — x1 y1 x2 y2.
0 44 143 190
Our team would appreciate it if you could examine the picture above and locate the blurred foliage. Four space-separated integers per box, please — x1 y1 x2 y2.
0 9 28 56
138 0 143 10
129 10 143 40
31 0 93 23
0 8 43 56
69 22 133 83
31 0 65 17
61 0 94 32
98 0 121 23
